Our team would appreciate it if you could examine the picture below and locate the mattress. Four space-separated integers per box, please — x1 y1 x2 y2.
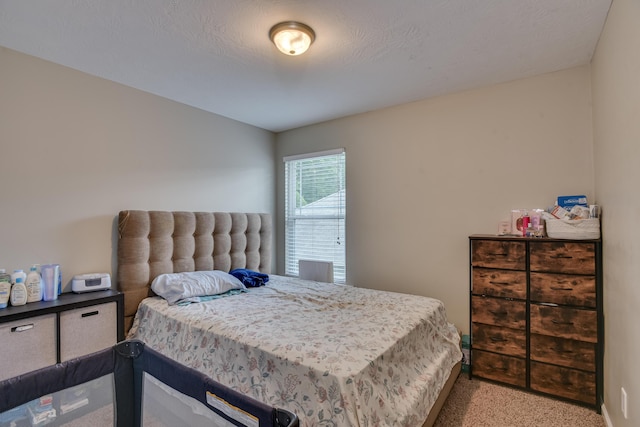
128 275 462 427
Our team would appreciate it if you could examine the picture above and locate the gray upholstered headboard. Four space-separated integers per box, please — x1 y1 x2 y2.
117 210 272 332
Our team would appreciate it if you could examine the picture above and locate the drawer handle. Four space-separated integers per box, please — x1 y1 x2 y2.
490 281 512 286
489 310 508 317
551 320 574 326
550 254 573 259
81 311 99 318
553 347 575 354
11 324 34 333
490 336 508 343
550 287 574 291
489 253 508 257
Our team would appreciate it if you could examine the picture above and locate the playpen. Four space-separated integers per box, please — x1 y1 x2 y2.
0 340 298 427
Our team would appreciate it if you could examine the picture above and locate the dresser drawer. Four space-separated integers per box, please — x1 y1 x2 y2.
530 333 596 371
0 314 57 381
60 302 118 361
472 350 526 388
530 361 596 405
472 323 526 357
472 268 526 299
530 304 597 343
472 296 526 330
472 240 525 270
530 272 596 308
530 241 596 275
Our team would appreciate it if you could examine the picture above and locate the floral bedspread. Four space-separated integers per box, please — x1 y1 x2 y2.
128 275 462 427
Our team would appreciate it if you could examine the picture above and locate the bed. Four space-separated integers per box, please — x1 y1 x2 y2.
117 210 462 427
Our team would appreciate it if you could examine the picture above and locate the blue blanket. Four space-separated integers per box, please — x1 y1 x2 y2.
229 269 269 288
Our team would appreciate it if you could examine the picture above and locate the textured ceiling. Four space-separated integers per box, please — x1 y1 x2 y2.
0 1 611 132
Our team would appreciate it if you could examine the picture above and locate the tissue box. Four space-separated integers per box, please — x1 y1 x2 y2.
545 218 600 240
557 195 588 209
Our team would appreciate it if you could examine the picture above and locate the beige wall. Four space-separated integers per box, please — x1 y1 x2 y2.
276 66 595 336
592 0 640 424
4 23 627 421
0 47 276 291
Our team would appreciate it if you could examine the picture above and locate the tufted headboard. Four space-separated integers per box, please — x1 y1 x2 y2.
117 210 272 332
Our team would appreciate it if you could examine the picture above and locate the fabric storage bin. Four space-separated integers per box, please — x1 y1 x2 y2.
0 313 57 381
60 302 118 361
545 218 601 240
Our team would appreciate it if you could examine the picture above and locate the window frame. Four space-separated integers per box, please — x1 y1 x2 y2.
283 148 346 283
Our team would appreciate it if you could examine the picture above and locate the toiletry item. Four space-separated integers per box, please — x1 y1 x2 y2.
511 209 525 235
10 277 27 306
0 269 11 309
521 212 530 237
25 264 43 303
11 269 26 285
497 220 511 235
568 205 590 219
56 264 62 295
529 209 543 231
41 264 59 301
529 224 544 237
549 205 571 219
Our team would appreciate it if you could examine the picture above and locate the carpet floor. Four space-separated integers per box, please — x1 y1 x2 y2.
433 375 606 427
61 374 607 426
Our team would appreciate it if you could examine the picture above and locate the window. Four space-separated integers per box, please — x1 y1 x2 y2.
284 149 346 283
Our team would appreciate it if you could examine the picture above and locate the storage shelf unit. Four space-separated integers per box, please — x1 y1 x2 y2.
469 235 603 411
0 290 124 381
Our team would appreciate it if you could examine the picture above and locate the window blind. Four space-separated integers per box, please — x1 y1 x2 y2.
284 149 346 283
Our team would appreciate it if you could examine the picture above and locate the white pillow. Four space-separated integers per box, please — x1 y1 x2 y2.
151 270 245 305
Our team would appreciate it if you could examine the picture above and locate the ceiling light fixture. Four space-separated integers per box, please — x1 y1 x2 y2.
269 21 315 56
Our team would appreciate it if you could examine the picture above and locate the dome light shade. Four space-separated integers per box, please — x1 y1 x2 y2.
269 21 315 56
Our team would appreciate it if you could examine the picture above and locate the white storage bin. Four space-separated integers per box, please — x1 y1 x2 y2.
0 314 57 381
545 218 601 240
60 302 118 361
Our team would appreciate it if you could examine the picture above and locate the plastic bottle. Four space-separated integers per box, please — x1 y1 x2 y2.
0 269 11 309
11 269 26 285
25 264 43 303
521 212 530 237
526 223 536 238
41 264 59 302
55 264 62 296
10 277 27 306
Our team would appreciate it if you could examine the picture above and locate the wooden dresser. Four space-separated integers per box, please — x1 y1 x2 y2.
469 235 603 410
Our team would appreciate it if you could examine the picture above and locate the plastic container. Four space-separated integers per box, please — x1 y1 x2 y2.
521 213 530 237
0 269 11 309
41 264 60 302
11 269 26 285
56 264 62 295
25 265 43 303
10 277 27 306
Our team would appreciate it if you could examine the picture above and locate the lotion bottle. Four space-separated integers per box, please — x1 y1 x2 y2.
0 269 11 309
11 269 26 285
10 277 27 306
25 264 43 303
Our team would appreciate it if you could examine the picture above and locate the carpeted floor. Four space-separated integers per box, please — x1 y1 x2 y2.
61 374 607 427
434 374 606 427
